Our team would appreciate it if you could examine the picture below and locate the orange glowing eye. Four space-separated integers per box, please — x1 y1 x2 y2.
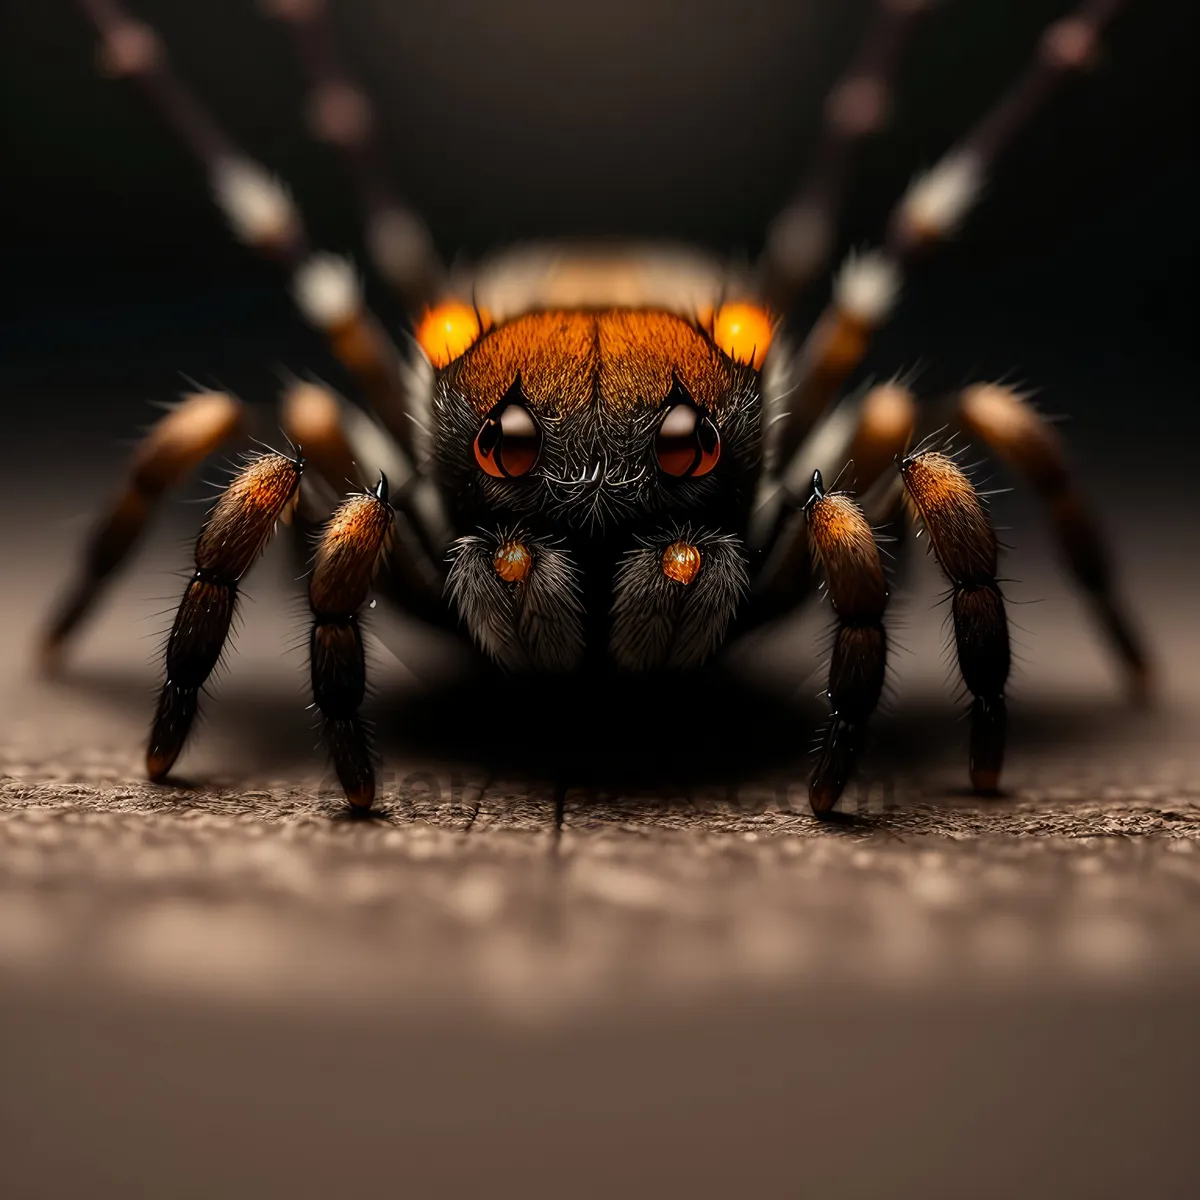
474 401 541 479
655 403 721 478
415 302 489 368
711 303 773 369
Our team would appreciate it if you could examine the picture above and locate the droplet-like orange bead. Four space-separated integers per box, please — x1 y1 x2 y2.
661 541 702 585
711 303 774 369
493 539 532 583
415 302 489 368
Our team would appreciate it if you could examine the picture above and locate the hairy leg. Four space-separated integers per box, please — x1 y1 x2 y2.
148 451 304 780
770 0 1131 465
749 383 914 612
77 0 422 454
899 448 1011 793
765 0 935 306
957 383 1150 698
803 471 890 816
42 391 244 661
307 477 395 810
281 380 450 631
261 0 440 306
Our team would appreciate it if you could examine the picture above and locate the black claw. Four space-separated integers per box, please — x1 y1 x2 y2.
373 471 390 503
805 469 825 511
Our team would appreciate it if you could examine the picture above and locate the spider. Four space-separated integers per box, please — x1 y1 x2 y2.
45 0 1150 817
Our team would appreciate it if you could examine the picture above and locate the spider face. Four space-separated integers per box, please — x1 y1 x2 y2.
432 308 764 532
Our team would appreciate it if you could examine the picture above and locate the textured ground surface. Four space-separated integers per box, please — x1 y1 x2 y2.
2 486 1199 1198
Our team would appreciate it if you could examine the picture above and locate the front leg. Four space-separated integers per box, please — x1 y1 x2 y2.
609 524 750 671
445 527 585 672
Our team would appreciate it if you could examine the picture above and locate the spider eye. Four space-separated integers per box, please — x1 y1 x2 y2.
416 302 489 368
655 403 721 478
474 400 541 479
710 303 773 368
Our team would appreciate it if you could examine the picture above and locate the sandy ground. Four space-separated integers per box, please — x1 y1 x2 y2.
1 471 1198 1198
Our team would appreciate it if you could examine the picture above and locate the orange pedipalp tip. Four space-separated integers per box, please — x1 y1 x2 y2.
661 540 702 586
415 301 490 368
493 539 533 583
711 302 774 369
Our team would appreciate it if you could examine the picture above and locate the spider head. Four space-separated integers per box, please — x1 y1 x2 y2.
428 306 769 531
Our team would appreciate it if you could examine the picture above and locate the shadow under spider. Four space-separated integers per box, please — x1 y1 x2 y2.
45 657 1152 814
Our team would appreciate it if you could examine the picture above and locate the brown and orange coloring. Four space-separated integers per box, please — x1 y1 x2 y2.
492 539 532 584
661 540 703 586
416 301 492 369
310 492 395 615
806 492 887 622
900 450 983 518
900 450 998 583
702 302 775 369
195 452 302 578
448 309 755 418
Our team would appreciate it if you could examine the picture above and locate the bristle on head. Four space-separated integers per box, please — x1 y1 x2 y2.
834 250 901 325
211 158 297 247
293 253 361 329
898 152 983 244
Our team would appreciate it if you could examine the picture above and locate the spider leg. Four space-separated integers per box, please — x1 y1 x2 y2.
147 451 304 781
76 0 426 457
41 391 245 662
609 525 750 671
769 0 1131 465
750 383 915 567
280 380 448 628
803 471 890 816
956 383 1150 698
765 0 935 307
899 448 1011 793
307 477 395 810
445 528 586 672
261 0 441 307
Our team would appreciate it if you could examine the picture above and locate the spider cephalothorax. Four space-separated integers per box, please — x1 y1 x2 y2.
433 308 764 535
48 0 1150 817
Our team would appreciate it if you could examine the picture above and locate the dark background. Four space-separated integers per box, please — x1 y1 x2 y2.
0 0 1195 476
1 9 1198 1197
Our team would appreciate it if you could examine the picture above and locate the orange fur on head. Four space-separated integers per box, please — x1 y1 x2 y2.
450 309 744 417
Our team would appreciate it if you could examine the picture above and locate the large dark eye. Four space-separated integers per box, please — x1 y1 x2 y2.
655 403 721 478
474 399 541 479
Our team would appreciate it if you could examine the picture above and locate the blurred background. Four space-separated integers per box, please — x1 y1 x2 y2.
0 0 1196 466
0 3 1198 1197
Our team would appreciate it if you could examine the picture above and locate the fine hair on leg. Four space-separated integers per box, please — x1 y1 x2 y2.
957 382 1150 698
899 448 1011 792
43 391 244 661
147 451 304 781
803 471 890 815
308 476 395 810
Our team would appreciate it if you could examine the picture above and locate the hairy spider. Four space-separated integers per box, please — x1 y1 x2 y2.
47 0 1150 816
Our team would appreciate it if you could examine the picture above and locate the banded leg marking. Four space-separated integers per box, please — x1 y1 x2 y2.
43 391 244 660
804 471 890 815
148 451 304 781
900 449 1011 792
308 477 395 810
